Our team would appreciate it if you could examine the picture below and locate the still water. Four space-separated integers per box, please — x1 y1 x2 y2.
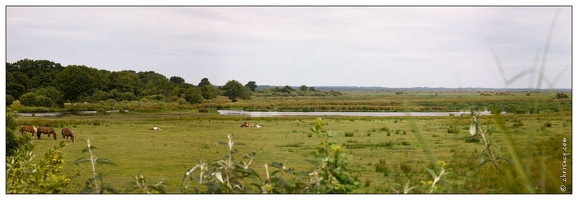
218 110 497 117
16 110 128 117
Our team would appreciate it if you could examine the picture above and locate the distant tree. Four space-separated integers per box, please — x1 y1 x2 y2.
111 71 142 96
245 81 257 91
239 86 253 100
6 82 26 101
556 92 569 99
201 84 218 100
138 71 173 97
198 78 212 88
55 65 93 108
7 71 29 92
171 86 183 97
169 76 185 85
85 67 108 94
6 95 15 106
184 87 203 104
34 95 53 108
222 80 245 102
281 85 294 93
309 87 316 92
19 92 37 106
35 86 64 107
300 85 308 91
9 59 64 89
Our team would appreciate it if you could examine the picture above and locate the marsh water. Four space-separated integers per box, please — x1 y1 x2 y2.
217 110 497 117
16 110 127 117
16 110 500 117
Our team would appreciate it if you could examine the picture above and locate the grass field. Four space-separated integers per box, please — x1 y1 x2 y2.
15 98 572 194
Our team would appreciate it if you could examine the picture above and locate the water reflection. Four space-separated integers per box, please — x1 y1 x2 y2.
218 110 498 117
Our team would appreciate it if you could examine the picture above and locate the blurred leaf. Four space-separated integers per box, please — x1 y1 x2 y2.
95 158 116 166
73 158 91 165
81 146 98 154
469 123 476 136
215 171 224 183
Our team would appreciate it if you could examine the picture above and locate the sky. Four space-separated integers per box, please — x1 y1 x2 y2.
4 3 574 89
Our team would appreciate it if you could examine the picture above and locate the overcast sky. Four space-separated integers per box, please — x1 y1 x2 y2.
5 6 572 88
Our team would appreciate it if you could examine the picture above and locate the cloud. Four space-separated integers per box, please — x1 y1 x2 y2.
6 6 572 88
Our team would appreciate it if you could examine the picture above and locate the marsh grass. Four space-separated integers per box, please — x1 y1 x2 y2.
16 94 571 193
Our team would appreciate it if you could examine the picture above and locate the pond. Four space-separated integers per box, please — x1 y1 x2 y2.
16 110 128 117
217 110 500 117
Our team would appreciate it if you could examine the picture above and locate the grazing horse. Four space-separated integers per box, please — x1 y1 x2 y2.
36 126 57 140
149 126 162 130
240 122 254 127
20 125 37 138
61 127 75 142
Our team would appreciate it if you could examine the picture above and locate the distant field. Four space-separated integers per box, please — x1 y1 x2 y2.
18 107 572 193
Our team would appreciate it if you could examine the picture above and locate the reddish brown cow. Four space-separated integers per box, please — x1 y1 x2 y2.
61 127 75 142
240 122 254 127
20 125 37 138
36 126 57 140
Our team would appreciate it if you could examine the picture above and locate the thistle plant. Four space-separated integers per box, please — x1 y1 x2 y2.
181 134 260 193
73 138 118 193
127 171 167 194
469 106 500 170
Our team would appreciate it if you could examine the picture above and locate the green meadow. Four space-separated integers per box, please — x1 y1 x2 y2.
14 90 572 194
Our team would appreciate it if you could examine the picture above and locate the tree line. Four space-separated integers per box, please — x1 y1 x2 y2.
6 59 256 108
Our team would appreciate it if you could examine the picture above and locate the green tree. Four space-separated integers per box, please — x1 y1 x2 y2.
35 86 64 107
172 86 183 98
6 95 15 106
7 71 29 92
34 95 53 108
184 87 204 104
55 65 92 108
201 84 218 100
111 71 142 96
6 82 26 100
309 87 316 92
280 85 294 93
19 92 37 106
170 76 185 85
239 85 253 100
299 85 308 91
245 81 257 92
138 71 173 97
198 78 212 88
9 59 64 89
222 80 245 102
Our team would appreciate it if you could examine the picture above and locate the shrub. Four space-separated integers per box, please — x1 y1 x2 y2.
6 141 70 193
19 92 37 106
556 92 569 99
6 94 15 106
176 97 187 105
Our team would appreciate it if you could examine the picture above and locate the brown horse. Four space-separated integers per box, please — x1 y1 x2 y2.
20 125 37 138
36 126 57 140
61 127 75 142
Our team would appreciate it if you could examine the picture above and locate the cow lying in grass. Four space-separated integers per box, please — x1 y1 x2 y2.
149 126 162 130
240 122 261 128
36 126 57 140
20 125 37 138
61 127 75 142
